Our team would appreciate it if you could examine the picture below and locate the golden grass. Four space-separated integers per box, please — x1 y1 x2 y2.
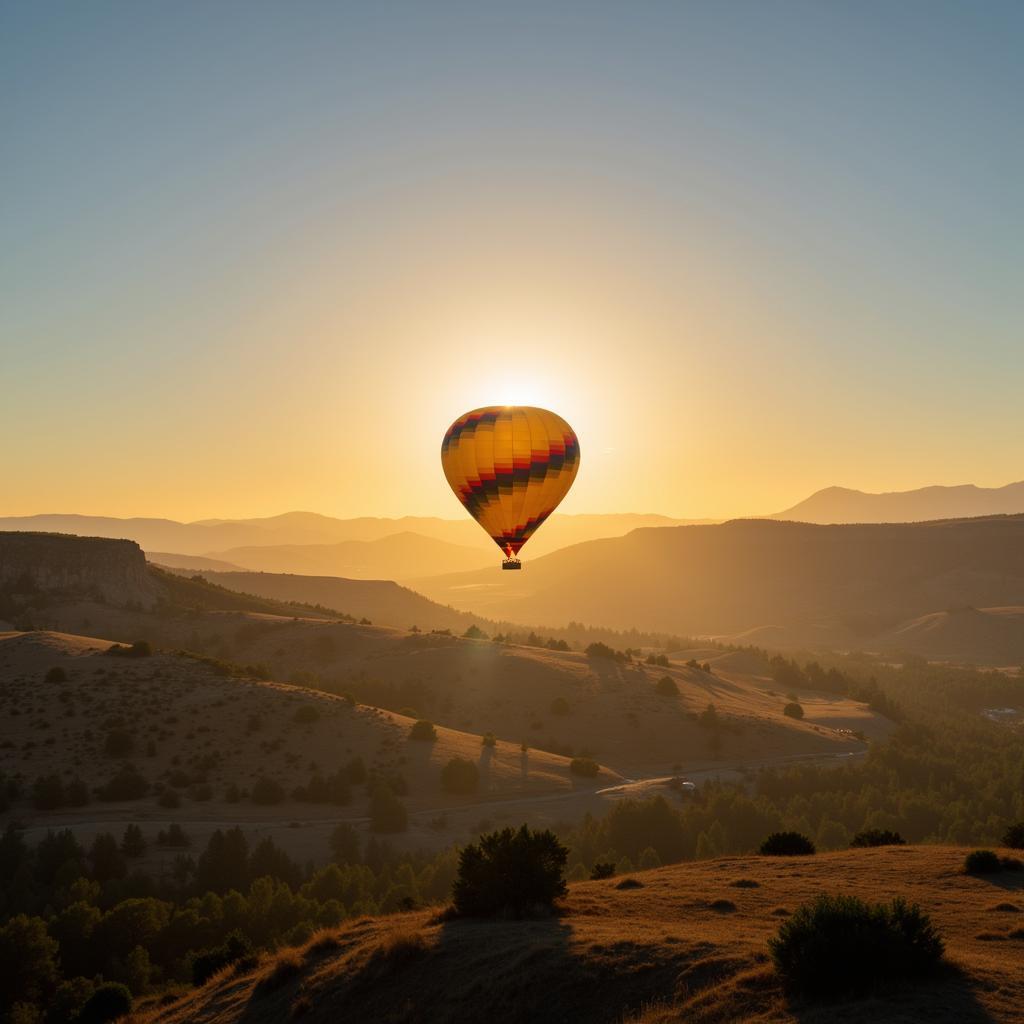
135 846 1024 1024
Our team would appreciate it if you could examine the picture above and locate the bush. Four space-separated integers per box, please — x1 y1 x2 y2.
191 931 254 986
782 702 804 720
1002 822 1024 850
103 729 135 758
78 981 133 1023
409 719 437 742
45 666 67 683
570 757 600 778
590 862 616 880
760 831 815 856
440 758 479 795
481 732 497 748
655 676 678 696
158 789 181 809
453 825 568 916
768 894 943 996
549 696 570 716
964 849 1003 874
251 777 286 805
32 774 65 810
850 829 906 848
370 785 408 833
96 765 148 801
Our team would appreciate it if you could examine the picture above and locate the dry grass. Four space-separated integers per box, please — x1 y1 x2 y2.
133 846 1024 1024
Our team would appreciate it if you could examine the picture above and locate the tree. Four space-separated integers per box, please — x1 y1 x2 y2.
409 719 437 741
251 777 285 805
570 757 600 778
850 829 906 848
120 824 146 858
88 833 127 881
481 732 497 748
0 915 58 1008
329 823 361 863
453 825 568 916
195 828 249 893
1002 822 1024 849
655 676 678 696
32 774 65 810
370 785 408 833
77 982 132 1024
783 702 804 720
463 625 486 640
590 862 615 880
441 758 479 795
760 831 815 856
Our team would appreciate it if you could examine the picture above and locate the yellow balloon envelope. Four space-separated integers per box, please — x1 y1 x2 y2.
441 406 580 563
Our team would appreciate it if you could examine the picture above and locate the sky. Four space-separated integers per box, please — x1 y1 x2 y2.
2 1 1021 521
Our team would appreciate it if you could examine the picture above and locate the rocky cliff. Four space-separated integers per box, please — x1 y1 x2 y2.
0 532 157 608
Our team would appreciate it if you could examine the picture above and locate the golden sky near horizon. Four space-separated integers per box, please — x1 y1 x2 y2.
2 5 1021 521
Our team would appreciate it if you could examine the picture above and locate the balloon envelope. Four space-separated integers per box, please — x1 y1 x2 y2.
441 406 580 556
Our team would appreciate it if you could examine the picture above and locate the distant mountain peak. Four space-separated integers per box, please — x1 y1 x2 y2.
772 480 1024 524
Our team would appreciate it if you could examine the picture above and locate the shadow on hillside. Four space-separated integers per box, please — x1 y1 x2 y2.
788 965 999 1024
430 912 686 1023
973 868 1024 892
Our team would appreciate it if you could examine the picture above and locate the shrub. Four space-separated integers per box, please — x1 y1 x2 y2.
453 825 568 916
550 696 570 716
965 849 1003 874
78 982 132 1023
655 676 678 696
481 732 497 748
850 829 906 848
760 831 816 856
1002 822 1024 850
768 894 944 996
369 785 408 833
252 777 286 805
96 765 148 801
45 666 67 683
191 931 254 986
32 774 65 810
103 729 135 758
409 719 437 742
783 702 804 720
590 862 616 880
570 757 600 778
463 625 486 640
440 757 479 795
120 824 146 858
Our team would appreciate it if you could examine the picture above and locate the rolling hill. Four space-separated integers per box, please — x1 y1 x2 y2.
414 515 1024 649
0 629 614 863
771 480 1024 524
132 845 1024 1024
204 531 493 580
0 511 707 562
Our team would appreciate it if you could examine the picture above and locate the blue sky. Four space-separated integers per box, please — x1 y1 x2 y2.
2 2 1021 519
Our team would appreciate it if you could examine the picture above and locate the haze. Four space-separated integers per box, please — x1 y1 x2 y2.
3 1 1022 521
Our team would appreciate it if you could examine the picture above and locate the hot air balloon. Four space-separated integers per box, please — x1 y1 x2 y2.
441 406 580 569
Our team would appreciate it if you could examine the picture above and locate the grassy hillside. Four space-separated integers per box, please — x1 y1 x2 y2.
132 845 1024 1024
0 631 612 861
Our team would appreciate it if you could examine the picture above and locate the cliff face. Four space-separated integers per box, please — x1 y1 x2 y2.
0 532 157 608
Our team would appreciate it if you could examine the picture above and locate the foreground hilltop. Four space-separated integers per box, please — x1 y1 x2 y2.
133 845 1024 1024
